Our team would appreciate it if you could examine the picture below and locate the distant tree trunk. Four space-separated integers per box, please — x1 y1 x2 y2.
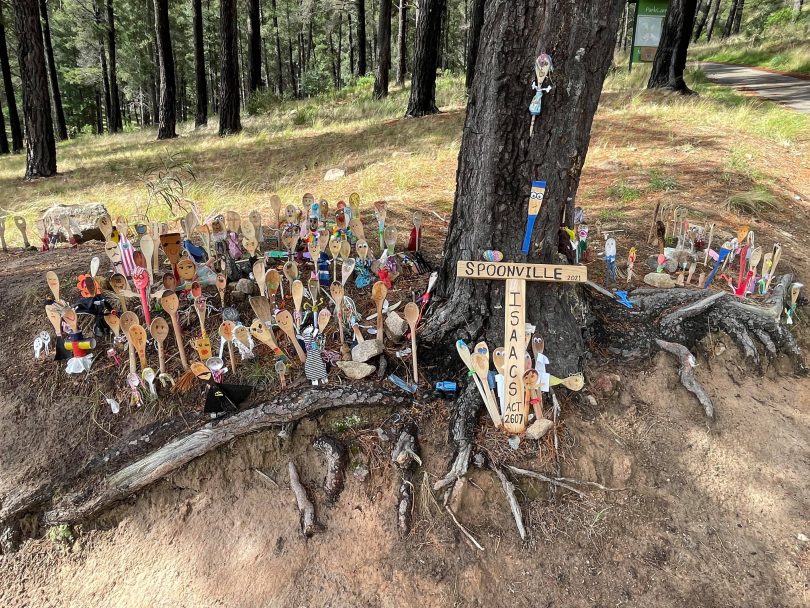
348 11 356 75
99 41 111 129
373 0 392 98
219 0 241 134
336 13 343 88
0 95 8 154
153 0 176 139
405 0 445 116
647 0 698 95
38 0 67 141
357 0 367 75
247 0 262 92
95 89 104 133
0 1 23 152
192 0 207 127
731 0 744 34
464 0 484 90
622 0 633 50
270 0 283 95
705 0 721 41
721 0 738 38
396 0 407 85
794 0 804 16
11 0 57 178
106 0 122 132
693 0 710 41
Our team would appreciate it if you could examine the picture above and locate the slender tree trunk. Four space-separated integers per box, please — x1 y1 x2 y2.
0 0 23 152
396 0 407 85
705 0 721 41
0 94 8 154
271 0 284 95
794 0 804 16
647 0 698 95
219 0 241 134
464 0 484 91
722 0 738 38
329 30 338 87
348 11 356 76
192 0 207 127
405 0 445 116
692 0 710 41
11 0 57 178
106 0 122 132
38 0 67 140
337 13 343 89
732 0 744 34
260 2 271 90
247 0 262 91
286 6 298 96
99 41 111 130
95 89 104 133
423 0 624 376
357 0 367 75
622 0 633 50
373 0 392 98
153 0 177 139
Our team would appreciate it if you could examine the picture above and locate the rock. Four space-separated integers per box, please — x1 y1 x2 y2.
526 418 554 440
798 533 809 543
351 339 384 363
40 203 110 243
643 272 676 289
507 435 521 450
0 523 22 555
585 395 598 407
323 168 346 181
592 373 621 397
337 360 376 380
384 311 409 342
353 464 369 481
235 278 257 296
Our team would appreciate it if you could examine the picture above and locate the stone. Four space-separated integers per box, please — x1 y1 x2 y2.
526 418 554 440
643 272 676 289
353 464 369 481
592 373 621 397
40 203 110 243
235 278 257 296
323 168 346 181
351 339 384 363
337 360 376 380
384 311 409 342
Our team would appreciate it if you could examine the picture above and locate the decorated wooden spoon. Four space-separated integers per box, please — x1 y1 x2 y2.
109 273 129 313
253 259 267 297
349 218 365 241
140 234 155 284
45 271 61 303
149 317 169 374
216 273 227 308
318 309 331 334
292 280 304 330
403 302 419 383
62 308 79 334
160 292 189 370
473 342 500 415
249 318 286 359
308 277 321 306
104 313 121 338
523 368 542 420
356 239 370 262
265 269 280 304
242 218 256 241
219 320 238 373
46 305 63 336
330 282 345 345
371 281 387 342
456 340 501 428
341 258 356 286
269 194 282 226
234 325 251 351
250 296 274 325
329 237 342 282
120 311 140 373
548 373 585 391
97 215 114 241
128 323 148 370
275 310 307 363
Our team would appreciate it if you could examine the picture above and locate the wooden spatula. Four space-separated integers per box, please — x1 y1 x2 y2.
292 280 304 330
275 310 306 362
160 292 189 369
330 282 345 345
150 317 169 374
403 302 419 382
372 281 387 342
219 320 238 372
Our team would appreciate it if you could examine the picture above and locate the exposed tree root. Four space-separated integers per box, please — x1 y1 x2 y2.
490 463 526 541
288 462 316 537
313 436 348 505
433 382 480 493
656 340 715 418
392 424 419 537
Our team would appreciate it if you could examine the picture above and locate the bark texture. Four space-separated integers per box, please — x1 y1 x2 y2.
647 0 698 94
39 0 67 140
692 0 710 41
0 1 22 152
705 0 721 41
106 0 122 132
464 0 485 90
271 0 284 94
396 0 407 85
219 0 241 134
405 0 445 117
422 0 624 375
153 0 176 139
373 0 392 99
722 0 738 38
193 0 207 127
12 0 57 178
247 0 263 92
356 0 367 75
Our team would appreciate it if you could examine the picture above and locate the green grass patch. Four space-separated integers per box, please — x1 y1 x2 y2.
598 208 627 222
606 180 642 203
724 186 780 216
648 169 678 192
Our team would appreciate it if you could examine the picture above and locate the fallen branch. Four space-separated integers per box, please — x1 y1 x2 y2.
288 462 316 537
313 436 347 504
445 506 484 551
490 464 526 541
41 384 408 525
656 339 714 418
506 466 586 497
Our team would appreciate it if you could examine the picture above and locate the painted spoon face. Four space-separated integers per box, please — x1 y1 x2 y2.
219 320 235 341
372 281 388 308
275 310 296 337
160 293 180 318
471 353 490 383
318 309 331 333
191 361 212 382
234 325 251 349
109 273 128 297
284 205 298 225
474 341 490 364
292 280 304 312
128 324 148 368
243 237 258 257
492 347 506 375
523 368 540 389
177 259 197 282
97 215 113 241
216 273 227 296
349 218 365 240
194 296 207 326
191 281 202 300
249 319 277 347
356 240 369 261
341 258 356 285
149 317 169 343
531 335 545 358
45 271 60 301
253 260 266 294
265 270 280 299
163 273 177 291
120 311 139 337
104 241 121 268
105 314 121 337
413 211 423 229
307 240 320 262
329 237 342 260
62 309 79 333
46 305 62 335
330 282 344 305
403 302 419 331
283 261 299 284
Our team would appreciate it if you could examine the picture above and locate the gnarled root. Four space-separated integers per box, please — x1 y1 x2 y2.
288 462 316 538
313 436 347 505
392 424 419 537
656 340 714 418
433 382 481 494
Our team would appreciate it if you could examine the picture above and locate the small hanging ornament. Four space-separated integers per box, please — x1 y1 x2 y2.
529 53 553 137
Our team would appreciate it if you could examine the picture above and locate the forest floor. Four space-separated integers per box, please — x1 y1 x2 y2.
0 70 809 607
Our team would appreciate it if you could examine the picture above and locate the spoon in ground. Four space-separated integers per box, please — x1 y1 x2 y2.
403 302 419 383
456 340 501 428
372 281 387 343
275 310 307 363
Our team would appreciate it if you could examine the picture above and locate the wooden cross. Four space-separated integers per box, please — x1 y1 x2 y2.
456 261 587 434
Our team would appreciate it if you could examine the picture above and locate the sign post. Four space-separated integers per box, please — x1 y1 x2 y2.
629 0 669 72
456 261 587 434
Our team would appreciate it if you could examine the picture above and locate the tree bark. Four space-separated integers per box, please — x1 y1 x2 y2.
731 0 744 34
647 0 698 95
0 1 22 152
38 0 67 141
192 0 207 127
219 0 241 134
99 40 111 130
11 0 57 178
357 0 367 75
721 0 738 38
95 89 104 133
422 0 623 376
247 0 262 92
373 0 392 98
705 0 721 41
692 0 710 41
348 11 356 75
0 93 8 154
106 0 122 132
270 0 283 95
405 0 445 116
153 0 177 139
396 0 407 85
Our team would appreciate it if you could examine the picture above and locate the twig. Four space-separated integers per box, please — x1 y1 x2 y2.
253 468 279 488
553 477 625 492
288 462 316 537
445 506 484 551
490 464 526 541
506 466 586 497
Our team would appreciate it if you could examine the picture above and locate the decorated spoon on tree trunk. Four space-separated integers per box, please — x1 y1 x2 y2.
456 340 502 428
149 317 169 375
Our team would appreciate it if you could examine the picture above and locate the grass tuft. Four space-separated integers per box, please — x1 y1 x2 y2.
724 187 780 216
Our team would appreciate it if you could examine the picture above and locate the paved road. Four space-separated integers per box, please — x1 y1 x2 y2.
699 62 810 114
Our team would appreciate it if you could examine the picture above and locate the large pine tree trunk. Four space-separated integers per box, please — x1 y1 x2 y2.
153 0 176 139
396 0 407 85
647 0 698 95
692 0 710 41
38 0 68 141
464 0 484 91
192 0 207 127
405 0 445 116
357 0 367 75
721 0 738 38
0 1 22 152
247 0 262 92
731 0 744 34
99 41 111 129
705 0 721 41
0 94 8 154
270 0 283 95
372 0 392 98
11 0 57 178
348 11 356 75
422 0 623 375
219 0 241 134
106 0 122 132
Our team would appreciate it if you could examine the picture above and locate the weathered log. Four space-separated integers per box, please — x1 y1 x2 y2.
41 384 407 525
656 339 715 418
392 423 419 537
313 436 347 504
288 462 316 537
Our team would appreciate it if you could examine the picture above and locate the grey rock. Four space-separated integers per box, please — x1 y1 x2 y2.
384 311 409 342
336 360 376 380
643 272 676 289
353 464 369 481
351 339 384 363
235 278 257 296
324 168 346 181
526 418 554 440
40 203 110 243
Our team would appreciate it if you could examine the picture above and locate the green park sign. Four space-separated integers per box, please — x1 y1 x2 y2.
631 0 670 63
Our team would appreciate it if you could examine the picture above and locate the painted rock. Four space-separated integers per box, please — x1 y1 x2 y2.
483 250 503 262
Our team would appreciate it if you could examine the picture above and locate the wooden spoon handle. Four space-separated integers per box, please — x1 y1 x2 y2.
170 313 189 369
157 342 166 374
410 332 418 383
227 342 237 373
284 329 307 363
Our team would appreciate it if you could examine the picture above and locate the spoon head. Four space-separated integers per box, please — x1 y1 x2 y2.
206 357 224 372
97 215 113 240
413 211 423 228
275 310 295 334
340 240 351 260
356 240 369 260
455 340 473 369
191 361 211 381
265 270 280 296
283 261 299 282
90 256 101 277
349 218 365 240
384 226 397 250
523 368 540 388
120 311 139 336
162 273 177 291
160 292 179 315
252 259 266 282
234 325 251 348
318 309 331 333
308 278 321 302
531 335 544 357
128 324 147 349
341 258 356 285
250 296 274 324
492 347 506 375
219 320 235 340
216 273 227 291
330 281 344 302
62 309 78 331
149 317 169 342
403 302 419 328
329 237 342 259
105 314 121 336
45 271 60 299
372 281 388 305
109 273 128 294
474 341 490 361
142 367 156 383
471 353 490 379
292 280 304 309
